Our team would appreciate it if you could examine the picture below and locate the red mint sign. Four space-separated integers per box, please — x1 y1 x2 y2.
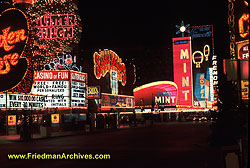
0 8 29 92
93 49 126 86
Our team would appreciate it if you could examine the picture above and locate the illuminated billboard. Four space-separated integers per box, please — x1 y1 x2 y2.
234 0 249 43
31 70 87 109
0 93 45 109
194 73 206 101
87 86 101 99
101 93 134 109
51 114 60 124
71 71 87 107
0 8 33 93
133 81 178 107
8 115 16 126
172 37 193 106
26 0 82 70
93 49 126 87
189 25 215 105
237 40 249 59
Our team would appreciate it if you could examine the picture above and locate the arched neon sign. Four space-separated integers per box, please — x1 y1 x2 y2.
93 49 126 86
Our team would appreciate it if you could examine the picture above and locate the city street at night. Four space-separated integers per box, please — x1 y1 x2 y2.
0 122 223 168
0 0 248 168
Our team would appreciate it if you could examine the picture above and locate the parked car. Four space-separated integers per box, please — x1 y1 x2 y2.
193 115 201 121
186 114 199 121
186 114 207 121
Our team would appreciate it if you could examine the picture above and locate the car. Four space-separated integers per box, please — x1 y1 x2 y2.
186 114 200 121
199 116 207 121
192 115 201 121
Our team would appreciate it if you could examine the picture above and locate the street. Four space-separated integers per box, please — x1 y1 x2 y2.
0 122 223 168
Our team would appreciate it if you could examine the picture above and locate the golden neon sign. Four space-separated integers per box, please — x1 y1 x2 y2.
192 45 210 68
0 26 27 74
93 49 126 86
239 13 249 38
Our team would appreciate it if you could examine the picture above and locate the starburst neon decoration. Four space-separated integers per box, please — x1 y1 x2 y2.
176 21 190 37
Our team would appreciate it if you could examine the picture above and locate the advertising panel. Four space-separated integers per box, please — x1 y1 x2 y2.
32 70 87 108
87 86 101 99
71 71 87 108
212 55 218 87
194 73 206 101
172 37 193 106
26 0 82 68
134 81 178 107
0 93 45 109
207 67 214 102
0 93 6 108
241 80 249 100
111 70 118 95
189 25 214 105
234 0 249 43
0 8 32 93
93 49 126 86
101 93 134 109
51 114 60 124
8 115 16 126
32 71 70 108
237 40 249 59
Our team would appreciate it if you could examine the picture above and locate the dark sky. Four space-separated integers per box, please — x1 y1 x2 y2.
78 0 230 60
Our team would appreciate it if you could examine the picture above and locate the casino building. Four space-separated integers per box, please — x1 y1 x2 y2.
0 1 88 137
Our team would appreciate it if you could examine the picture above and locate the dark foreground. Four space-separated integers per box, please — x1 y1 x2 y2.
0 122 223 168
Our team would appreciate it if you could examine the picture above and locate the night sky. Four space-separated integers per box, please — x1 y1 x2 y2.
78 0 230 58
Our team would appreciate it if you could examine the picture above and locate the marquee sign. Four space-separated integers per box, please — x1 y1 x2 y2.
172 37 193 106
0 8 29 92
93 49 126 86
0 93 45 109
31 70 87 108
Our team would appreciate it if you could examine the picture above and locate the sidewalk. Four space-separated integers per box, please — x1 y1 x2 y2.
0 130 85 143
0 125 134 143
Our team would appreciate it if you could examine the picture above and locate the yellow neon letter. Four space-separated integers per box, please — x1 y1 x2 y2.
180 49 189 59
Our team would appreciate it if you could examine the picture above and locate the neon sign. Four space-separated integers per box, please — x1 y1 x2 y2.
212 55 218 87
238 0 249 39
239 13 249 38
233 0 249 42
93 49 126 86
237 41 249 59
192 45 210 68
26 0 82 70
133 81 178 107
0 8 30 92
35 13 76 39
172 37 193 106
0 27 27 74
